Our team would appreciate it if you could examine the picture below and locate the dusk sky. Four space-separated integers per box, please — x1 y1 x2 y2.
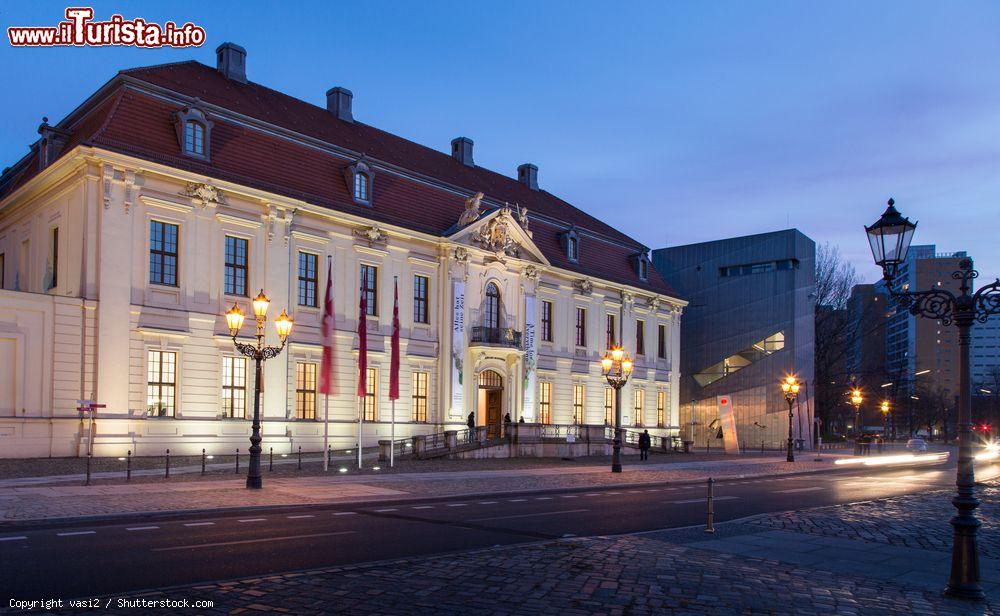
3 1 999 282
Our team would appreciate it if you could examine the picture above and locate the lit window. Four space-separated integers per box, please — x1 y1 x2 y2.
573 384 585 424
539 382 552 424
694 331 786 387
221 356 247 419
184 121 205 155
657 391 665 427
360 264 378 316
224 236 248 296
575 308 587 347
634 389 644 427
412 371 428 422
146 350 176 417
297 252 318 307
413 275 429 324
363 367 378 421
296 362 317 420
149 221 178 286
604 387 615 425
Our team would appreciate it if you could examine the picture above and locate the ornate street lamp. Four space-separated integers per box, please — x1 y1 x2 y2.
780 376 800 462
601 343 633 473
850 388 863 441
866 198 1000 600
226 290 293 490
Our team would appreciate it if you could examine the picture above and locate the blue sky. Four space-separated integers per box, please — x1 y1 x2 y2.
2 1 999 281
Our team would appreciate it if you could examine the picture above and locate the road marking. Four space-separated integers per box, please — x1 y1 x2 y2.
772 487 825 494
412 506 434 510
626 490 643 494
333 512 357 516
535 497 552 500
57 531 96 537
644 489 660 492
560 495 578 498
126 526 159 532
509 499 527 502
446 503 467 507
0 536 27 542
238 518 266 523
471 509 589 522
152 531 356 552
606 491 622 495
374 508 398 512
287 515 314 519
184 522 214 527
670 496 739 504
477 501 497 505
585 493 601 497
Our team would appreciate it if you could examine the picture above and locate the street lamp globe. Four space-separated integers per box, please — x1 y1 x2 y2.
865 198 917 281
851 389 863 407
252 289 270 319
225 302 245 337
274 309 294 341
881 400 890 415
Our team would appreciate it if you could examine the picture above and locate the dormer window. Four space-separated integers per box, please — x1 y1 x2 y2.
173 105 213 162
632 251 650 281
560 226 581 264
344 158 374 206
184 121 205 156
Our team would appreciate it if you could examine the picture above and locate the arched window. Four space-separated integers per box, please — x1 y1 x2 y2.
484 282 501 329
561 226 581 263
567 236 578 261
184 121 205 155
354 172 369 202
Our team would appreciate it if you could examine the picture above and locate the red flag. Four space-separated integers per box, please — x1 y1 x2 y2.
389 278 400 400
318 257 336 395
357 283 368 398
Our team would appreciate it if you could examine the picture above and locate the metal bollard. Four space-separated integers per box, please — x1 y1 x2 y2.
706 438 710 454
235 449 240 473
202 448 207 476
761 440 765 456
269 447 274 472
126 450 132 482
328 446 332 465
298 446 303 471
165 449 170 479
85 453 92 486
705 477 715 533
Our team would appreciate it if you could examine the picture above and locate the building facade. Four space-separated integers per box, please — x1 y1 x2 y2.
0 44 684 458
652 230 815 449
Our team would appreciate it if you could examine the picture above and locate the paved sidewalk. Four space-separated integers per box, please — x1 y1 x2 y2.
90 479 1000 615
0 456 845 522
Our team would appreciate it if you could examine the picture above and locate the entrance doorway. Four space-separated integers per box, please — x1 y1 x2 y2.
478 370 504 439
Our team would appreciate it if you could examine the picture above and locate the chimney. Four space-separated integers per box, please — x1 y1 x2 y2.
216 42 247 83
517 163 538 190
326 87 354 123
451 137 474 166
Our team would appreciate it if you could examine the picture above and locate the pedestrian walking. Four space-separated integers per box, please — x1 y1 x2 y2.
467 411 475 443
639 429 651 461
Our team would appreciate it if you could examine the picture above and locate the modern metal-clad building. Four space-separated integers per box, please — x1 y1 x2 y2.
652 229 815 450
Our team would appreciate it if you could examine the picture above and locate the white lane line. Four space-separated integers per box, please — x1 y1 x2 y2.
184 522 214 527
126 526 159 532
477 501 498 505
412 506 434 510
238 518 266 523
509 499 527 502
560 495 578 499
606 491 622 495
152 531 356 552
471 509 589 522
0 536 27 542
670 496 739 504
57 531 96 537
333 512 357 516
446 503 467 508
585 493 601 497
644 489 660 492
287 515 314 519
772 487 825 494
626 490 643 494
374 508 398 512
535 497 553 501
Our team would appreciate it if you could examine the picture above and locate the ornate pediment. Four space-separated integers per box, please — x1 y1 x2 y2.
448 203 550 266
472 208 520 258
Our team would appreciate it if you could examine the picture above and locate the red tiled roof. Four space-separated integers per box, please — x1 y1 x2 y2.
1 61 675 296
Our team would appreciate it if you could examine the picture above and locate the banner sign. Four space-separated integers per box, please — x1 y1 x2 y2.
450 279 465 418
522 293 537 421
717 395 740 455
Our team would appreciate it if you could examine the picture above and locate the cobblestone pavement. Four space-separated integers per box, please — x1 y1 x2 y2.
747 480 1000 559
70 480 999 615
0 456 841 521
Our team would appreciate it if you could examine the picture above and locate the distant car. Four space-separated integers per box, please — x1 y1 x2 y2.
906 438 928 452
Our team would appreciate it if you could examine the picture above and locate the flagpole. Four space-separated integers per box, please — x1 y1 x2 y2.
358 396 363 470
323 393 330 472
391 275 398 468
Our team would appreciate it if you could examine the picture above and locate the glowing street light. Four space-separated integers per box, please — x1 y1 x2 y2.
780 376 800 462
601 343 633 473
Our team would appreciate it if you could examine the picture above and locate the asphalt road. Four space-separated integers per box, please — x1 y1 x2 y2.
2 459 997 600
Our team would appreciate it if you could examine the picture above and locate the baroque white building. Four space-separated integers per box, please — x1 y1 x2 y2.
0 43 684 458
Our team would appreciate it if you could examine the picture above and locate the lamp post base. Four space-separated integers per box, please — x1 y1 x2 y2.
246 475 262 490
611 439 623 473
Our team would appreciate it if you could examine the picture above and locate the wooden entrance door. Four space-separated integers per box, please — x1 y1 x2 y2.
486 390 502 439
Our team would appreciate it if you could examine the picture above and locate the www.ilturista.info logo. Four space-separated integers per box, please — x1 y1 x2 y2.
8 7 206 47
